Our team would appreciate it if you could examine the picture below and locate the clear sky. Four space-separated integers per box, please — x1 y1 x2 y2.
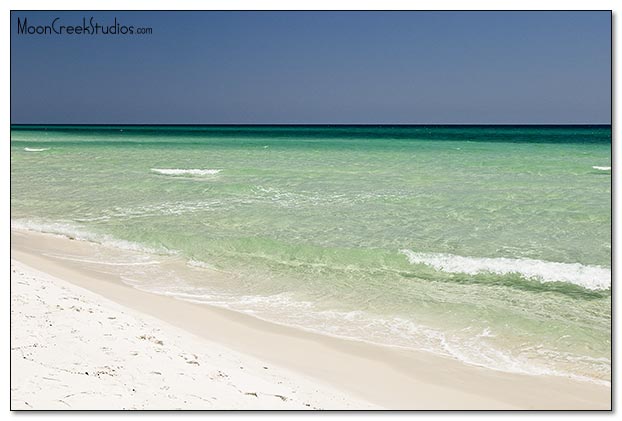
10 11 611 124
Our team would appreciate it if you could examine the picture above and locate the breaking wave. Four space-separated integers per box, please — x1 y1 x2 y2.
400 249 610 291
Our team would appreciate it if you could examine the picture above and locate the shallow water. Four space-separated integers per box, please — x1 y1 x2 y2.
11 125 611 383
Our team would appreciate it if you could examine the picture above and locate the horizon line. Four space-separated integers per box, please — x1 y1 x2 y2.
10 123 613 127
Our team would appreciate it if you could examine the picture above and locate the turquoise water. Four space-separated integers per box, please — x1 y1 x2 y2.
11 125 611 383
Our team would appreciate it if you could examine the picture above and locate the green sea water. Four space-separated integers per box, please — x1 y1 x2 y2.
10 125 611 383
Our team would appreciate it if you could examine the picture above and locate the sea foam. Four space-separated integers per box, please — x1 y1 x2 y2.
151 168 221 176
592 166 611 171
400 249 610 291
120 285 610 385
24 147 50 152
11 219 167 255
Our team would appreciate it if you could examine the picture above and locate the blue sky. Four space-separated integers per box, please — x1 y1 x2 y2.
11 11 611 124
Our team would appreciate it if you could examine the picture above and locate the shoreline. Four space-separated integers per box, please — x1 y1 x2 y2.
11 229 612 410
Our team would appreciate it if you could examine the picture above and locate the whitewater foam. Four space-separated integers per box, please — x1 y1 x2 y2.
151 168 221 176
186 259 233 274
42 253 162 266
592 166 611 171
119 282 610 385
11 219 168 255
24 147 50 152
400 249 610 291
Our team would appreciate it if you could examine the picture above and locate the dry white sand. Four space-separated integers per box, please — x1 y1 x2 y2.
10 259 375 410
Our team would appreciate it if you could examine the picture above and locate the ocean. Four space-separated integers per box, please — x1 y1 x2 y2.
10 125 611 384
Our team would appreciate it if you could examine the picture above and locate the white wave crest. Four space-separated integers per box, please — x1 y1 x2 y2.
24 147 50 152
151 168 221 176
399 249 610 291
592 166 611 171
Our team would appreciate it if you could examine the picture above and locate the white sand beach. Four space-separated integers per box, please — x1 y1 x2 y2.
10 258 375 410
10 229 612 410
